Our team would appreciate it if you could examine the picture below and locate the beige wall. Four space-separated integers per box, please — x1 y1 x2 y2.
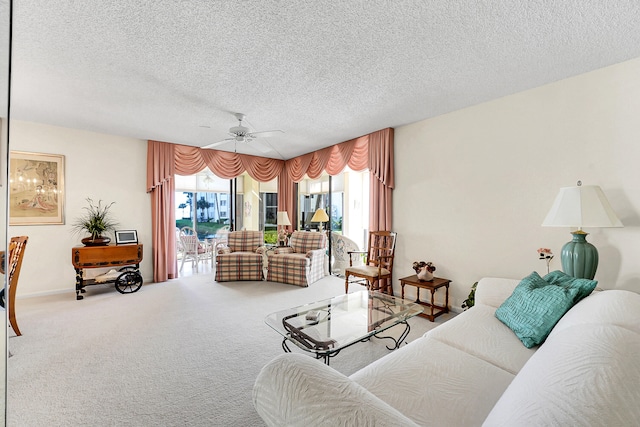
394 57 640 310
9 120 151 297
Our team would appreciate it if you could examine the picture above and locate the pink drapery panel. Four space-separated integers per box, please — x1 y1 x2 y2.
324 136 369 175
147 141 178 282
281 129 393 230
369 174 393 231
239 154 283 182
279 138 361 221
173 144 284 181
285 152 315 182
151 180 177 281
277 168 295 232
305 146 334 179
285 135 370 181
147 140 175 192
345 136 369 172
368 128 394 231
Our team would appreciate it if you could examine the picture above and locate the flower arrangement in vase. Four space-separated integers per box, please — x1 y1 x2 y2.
413 261 436 282
537 248 554 274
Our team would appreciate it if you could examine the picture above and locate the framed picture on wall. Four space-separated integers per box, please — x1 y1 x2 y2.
9 151 65 225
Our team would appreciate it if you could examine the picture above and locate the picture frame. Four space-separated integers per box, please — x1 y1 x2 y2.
9 151 65 225
115 230 138 245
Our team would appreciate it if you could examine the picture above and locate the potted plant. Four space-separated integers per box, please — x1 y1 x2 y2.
72 198 118 246
461 282 478 311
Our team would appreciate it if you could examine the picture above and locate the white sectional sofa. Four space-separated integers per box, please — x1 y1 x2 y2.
253 276 640 426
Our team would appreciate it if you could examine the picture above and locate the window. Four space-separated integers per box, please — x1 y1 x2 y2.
263 193 278 227
175 169 231 239
298 174 330 231
296 168 369 249
178 171 278 243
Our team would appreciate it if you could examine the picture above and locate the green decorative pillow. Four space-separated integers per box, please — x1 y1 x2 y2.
495 271 597 348
542 270 598 301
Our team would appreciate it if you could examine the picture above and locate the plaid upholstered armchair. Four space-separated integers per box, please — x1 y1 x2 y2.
215 230 265 282
267 231 327 287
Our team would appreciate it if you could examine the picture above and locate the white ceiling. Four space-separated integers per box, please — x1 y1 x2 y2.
8 1 640 159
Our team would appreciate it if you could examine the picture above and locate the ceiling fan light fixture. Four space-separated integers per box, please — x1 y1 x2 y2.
200 112 282 152
230 125 249 136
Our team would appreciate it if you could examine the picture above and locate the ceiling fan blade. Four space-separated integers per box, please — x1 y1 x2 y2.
247 130 284 138
252 142 273 154
201 137 234 149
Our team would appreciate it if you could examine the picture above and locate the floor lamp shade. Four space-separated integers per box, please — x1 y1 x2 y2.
542 184 623 279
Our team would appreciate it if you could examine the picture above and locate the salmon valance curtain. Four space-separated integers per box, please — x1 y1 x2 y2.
173 145 285 181
147 128 394 282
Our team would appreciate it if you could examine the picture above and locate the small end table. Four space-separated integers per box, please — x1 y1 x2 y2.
399 275 451 322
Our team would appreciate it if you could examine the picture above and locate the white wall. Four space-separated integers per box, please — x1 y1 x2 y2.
9 120 152 297
394 57 640 310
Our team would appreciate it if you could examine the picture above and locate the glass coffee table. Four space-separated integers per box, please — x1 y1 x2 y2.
265 291 423 365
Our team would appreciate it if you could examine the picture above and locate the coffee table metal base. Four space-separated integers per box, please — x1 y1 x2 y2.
265 291 423 366
280 320 411 365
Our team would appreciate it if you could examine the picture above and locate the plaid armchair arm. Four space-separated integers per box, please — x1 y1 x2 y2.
216 246 231 255
306 248 326 259
274 247 295 255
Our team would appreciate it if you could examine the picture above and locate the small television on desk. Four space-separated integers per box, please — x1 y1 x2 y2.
115 230 138 245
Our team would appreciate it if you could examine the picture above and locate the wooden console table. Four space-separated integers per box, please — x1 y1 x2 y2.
399 275 450 322
72 244 143 300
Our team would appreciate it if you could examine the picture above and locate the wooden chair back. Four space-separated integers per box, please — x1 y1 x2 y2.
8 236 29 336
365 231 397 274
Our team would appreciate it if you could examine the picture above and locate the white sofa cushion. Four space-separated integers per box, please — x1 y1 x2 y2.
483 322 640 427
253 353 419 426
427 304 536 375
350 336 515 426
474 277 519 308
548 289 640 338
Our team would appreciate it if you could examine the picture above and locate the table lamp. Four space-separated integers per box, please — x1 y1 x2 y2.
542 181 623 279
277 211 291 245
311 208 329 232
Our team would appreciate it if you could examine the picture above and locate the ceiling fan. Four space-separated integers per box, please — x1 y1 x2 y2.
202 113 283 153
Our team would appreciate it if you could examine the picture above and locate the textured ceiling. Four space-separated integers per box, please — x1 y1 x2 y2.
8 1 640 159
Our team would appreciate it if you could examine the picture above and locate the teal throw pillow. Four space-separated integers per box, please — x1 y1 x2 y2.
495 271 597 348
542 270 598 302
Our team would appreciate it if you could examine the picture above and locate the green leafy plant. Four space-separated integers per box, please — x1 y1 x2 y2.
72 198 118 239
461 282 478 311
264 230 278 244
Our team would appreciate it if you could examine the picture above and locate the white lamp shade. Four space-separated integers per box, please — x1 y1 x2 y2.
311 208 329 223
277 211 291 226
542 185 623 228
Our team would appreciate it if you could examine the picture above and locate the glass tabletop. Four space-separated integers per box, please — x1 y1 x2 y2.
265 291 423 355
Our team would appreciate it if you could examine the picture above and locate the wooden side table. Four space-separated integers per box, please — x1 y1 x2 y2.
399 275 451 322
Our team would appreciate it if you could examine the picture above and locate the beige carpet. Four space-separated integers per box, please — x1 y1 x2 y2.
8 274 454 426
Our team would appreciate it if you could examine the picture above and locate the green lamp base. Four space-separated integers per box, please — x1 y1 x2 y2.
560 231 598 280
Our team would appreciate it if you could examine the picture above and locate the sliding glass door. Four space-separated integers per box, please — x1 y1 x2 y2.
296 168 369 248
175 169 231 239
175 169 278 242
